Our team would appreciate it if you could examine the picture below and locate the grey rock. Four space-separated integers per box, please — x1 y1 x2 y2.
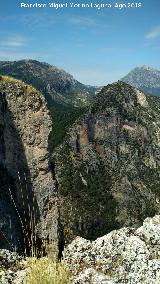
64 215 160 284
0 249 28 284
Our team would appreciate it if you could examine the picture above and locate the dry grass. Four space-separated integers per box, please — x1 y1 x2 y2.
0 75 22 83
27 257 70 284
0 75 39 94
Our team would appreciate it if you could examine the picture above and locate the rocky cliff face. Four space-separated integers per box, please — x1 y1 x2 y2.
0 76 60 255
54 81 160 243
64 215 160 284
121 65 160 96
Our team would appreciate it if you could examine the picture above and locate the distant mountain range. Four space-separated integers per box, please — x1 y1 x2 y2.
1 61 159 105
0 60 97 108
121 65 160 96
1 60 160 150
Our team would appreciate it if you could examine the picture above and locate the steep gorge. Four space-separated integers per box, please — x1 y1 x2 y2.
0 77 160 259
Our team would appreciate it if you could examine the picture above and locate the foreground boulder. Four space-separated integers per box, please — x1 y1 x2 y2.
64 215 160 283
1 216 159 284
0 249 28 284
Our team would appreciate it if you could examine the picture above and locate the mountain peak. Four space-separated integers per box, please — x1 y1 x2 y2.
93 81 148 113
140 65 154 70
121 65 160 96
138 65 160 72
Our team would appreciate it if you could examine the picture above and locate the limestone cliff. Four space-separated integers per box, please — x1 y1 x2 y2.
0 76 60 254
54 81 160 243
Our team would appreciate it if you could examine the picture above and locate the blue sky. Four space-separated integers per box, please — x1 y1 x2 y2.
0 0 160 85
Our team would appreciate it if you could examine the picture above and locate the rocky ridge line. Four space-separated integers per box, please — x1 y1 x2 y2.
0 60 97 108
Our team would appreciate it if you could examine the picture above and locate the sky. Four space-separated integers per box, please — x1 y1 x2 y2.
0 0 160 85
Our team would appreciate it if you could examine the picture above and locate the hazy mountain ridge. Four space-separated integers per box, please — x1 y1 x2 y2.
0 59 97 108
121 65 160 96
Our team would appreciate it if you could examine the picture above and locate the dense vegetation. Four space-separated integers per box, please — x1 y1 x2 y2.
48 104 86 151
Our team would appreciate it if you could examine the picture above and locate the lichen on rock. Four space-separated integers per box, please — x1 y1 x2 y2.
64 215 160 284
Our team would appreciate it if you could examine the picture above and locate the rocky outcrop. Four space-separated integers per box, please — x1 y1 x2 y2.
0 76 60 255
1 215 159 284
121 65 160 96
54 81 160 243
64 215 160 284
0 249 28 284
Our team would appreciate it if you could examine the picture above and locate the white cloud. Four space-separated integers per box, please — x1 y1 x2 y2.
68 16 97 27
0 48 47 61
0 13 57 31
146 26 160 40
0 36 28 48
